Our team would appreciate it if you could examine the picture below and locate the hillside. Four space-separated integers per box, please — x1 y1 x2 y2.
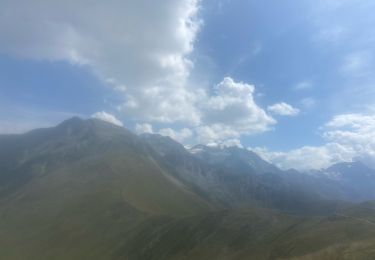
0 117 374 259
0 118 212 259
116 204 375 260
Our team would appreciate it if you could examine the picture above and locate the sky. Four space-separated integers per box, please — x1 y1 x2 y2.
1 0 375 170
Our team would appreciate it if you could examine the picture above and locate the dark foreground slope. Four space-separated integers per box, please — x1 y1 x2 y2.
0 118 374 260
116 204 375 260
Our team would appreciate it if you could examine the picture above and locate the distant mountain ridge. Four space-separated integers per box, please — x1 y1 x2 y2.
188 143 375 204
2 117 375 209
1 117 375 259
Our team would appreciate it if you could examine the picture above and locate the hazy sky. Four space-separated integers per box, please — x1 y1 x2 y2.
1 0 375 170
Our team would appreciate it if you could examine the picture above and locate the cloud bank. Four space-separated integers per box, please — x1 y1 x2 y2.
135 122 192 143
196 77 276 143
253 113 375 171
0 0 201 124
5 0 364 168
0 0 289 145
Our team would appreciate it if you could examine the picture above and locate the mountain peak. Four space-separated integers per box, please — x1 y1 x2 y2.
57 116 125 131
40 116 133 144
57 116 85 128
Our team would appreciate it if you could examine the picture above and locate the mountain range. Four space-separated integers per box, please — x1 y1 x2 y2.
0 117 375 259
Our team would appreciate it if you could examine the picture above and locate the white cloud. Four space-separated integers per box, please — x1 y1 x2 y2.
135 123 154 134
253 113 375 171
159 127 192 143
252 144 352 171
196 124 241 144
252 146 324 171
0 2 290 145
0 0 202 124
323 114 375 163
221 138 243 148
118 86 202 125
267 102 300 116
325 113 375 128
202 138 243 149
133 77 276 145
196 77 276 143
134 122 192 143
91 111 123 127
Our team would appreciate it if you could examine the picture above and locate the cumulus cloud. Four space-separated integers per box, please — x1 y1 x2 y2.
197 77 276 144
325 113 375 129
252 143 351 171
196 124 241 144
91 111 123 127
158 127 193 143
211 138 243 148
135 122 192 142
324 114 375 166
267 102 300 116
0 0 202 124
252 113 375 171
135 123 154 134
0 1 289 145
133 77 276 145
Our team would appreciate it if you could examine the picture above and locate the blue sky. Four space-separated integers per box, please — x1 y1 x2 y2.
1 0 375 170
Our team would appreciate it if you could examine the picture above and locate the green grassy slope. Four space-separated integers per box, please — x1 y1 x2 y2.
0 154 212 259
281 202 375 259
114 204 375 260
